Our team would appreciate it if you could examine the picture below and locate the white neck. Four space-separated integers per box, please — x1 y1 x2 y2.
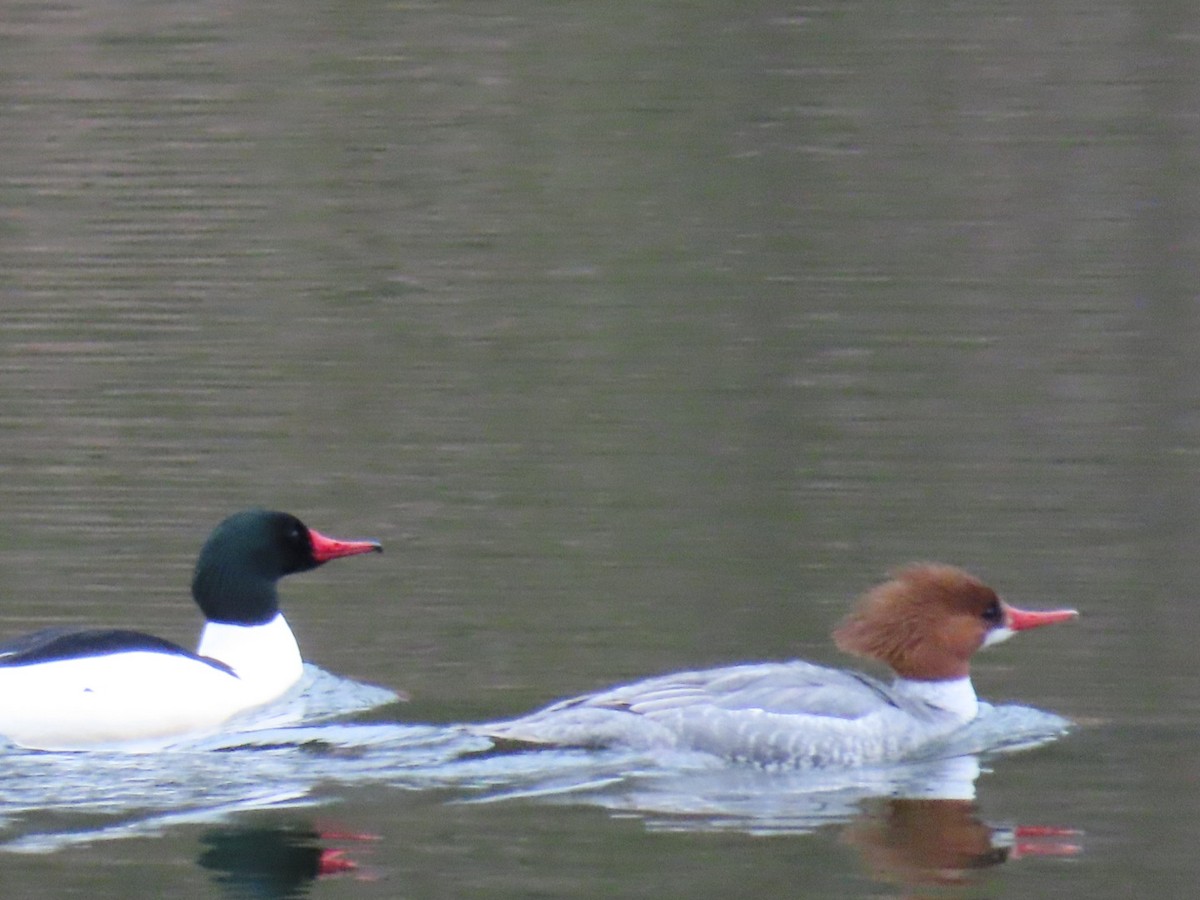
196 614 303 706
892 676 978 722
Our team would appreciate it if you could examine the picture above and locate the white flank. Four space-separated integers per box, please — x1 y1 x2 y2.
0 614 304 751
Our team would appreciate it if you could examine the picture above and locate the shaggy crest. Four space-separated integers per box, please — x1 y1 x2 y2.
832 564 1002 681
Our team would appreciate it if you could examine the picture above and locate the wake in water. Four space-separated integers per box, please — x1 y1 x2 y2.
0 666 1073 853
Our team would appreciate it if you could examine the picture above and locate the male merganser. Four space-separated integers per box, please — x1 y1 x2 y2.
475 564 1077 767
0 509 381 751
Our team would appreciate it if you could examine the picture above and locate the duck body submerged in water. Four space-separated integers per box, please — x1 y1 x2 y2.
475 565 1077 767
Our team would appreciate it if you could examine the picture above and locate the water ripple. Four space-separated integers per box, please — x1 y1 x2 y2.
0 676 1072 853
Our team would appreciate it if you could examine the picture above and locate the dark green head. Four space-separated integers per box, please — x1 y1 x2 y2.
191 510 381 625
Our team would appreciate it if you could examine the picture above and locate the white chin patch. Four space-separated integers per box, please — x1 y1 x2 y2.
982 626 1015 648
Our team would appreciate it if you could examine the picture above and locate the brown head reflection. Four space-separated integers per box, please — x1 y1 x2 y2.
842 797 1080 892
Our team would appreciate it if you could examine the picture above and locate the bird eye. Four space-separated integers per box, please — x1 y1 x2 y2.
982 599 1003 624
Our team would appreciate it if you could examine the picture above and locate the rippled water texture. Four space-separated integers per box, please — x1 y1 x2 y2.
2 0 1199 897
0 686 1069 856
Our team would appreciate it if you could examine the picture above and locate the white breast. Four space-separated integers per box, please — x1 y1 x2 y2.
196 614 304 705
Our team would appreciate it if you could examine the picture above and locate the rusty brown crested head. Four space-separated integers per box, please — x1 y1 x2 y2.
832 564 1007 681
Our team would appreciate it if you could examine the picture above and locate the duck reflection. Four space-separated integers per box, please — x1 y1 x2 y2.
476 748 1081 892
198 823 378 898
842 796 1079 892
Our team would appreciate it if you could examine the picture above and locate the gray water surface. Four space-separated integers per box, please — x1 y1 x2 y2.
2 1 1198 897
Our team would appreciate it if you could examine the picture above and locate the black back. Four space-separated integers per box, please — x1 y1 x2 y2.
0 627 234 675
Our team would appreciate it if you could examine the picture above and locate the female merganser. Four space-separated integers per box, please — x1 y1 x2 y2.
0 510 381 751
475 564 1077 767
